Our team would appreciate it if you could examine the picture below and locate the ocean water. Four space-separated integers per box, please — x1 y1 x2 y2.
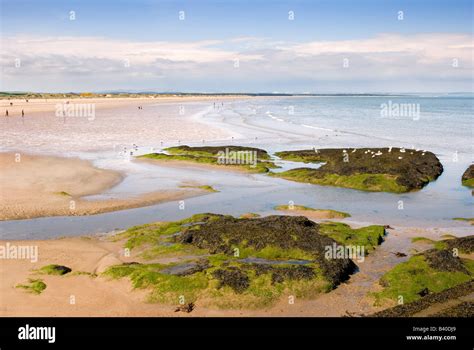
203 95 473 156
1 95 472 239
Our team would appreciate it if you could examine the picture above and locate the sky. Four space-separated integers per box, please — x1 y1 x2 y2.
0 0 473 93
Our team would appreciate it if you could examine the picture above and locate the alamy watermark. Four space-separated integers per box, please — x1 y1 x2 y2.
0 242 38 263
380 100 420 120
325 243 365 263
217 147 257 168
55 103 95 121
18 324 55 343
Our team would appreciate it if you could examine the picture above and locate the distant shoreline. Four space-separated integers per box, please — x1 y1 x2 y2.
0 92 420 99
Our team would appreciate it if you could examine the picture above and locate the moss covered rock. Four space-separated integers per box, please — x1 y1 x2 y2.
373 235 474 305
105 213 386 308
140 145 277 173
272 148 443 193
462 164 474 187
372 280 474 317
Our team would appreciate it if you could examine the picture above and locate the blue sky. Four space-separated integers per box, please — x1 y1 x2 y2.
1 0 473 92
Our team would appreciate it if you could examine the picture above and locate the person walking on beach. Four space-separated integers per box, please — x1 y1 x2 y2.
5 109 8 117
21 110 25 117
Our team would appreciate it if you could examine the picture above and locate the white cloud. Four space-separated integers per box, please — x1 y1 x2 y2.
2 36 263 64
1 33 472 92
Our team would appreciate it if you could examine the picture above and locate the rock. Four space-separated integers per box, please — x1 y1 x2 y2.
417 287 430 297
392 252 407 257
461 165 474 187
371 281 474 317
174 302 195 313
51 265 72 275
176 214 357 287
212 267 250 293
424 249 470 274
445 235 474 254
274 148 443 192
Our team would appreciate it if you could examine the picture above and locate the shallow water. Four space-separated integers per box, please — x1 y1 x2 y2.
0 96 472 239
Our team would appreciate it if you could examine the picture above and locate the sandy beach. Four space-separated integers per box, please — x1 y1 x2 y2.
1 96 472 318
1 224 468 317
0 95 251 117
2 1 473 342
0 152 208 220
0 96 250 220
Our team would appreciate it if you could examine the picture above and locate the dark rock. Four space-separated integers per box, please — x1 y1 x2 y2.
424 249 470 274
444 235 474 254
52 265 72 275
432 301 474 317
461 165 474 184
167 145 271 159
212 267 250 293
417 287 430 297
371 281 474 317
174 302 195 313
392 252 407 257
275 148 443 192
243 264 316 285
176 214 357 287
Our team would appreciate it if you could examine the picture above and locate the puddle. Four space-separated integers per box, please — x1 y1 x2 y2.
181 222 207 227
238 257 312 265
271 156 325 173
160 262 200 275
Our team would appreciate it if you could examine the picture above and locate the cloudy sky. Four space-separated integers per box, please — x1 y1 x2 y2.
1 0 472 93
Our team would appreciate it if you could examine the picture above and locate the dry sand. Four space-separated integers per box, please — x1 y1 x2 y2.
0 225 465 317
275 207 350 220
0 234 254 317
0 152 207 220
0 95 251 117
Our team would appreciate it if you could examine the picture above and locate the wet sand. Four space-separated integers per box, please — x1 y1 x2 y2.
0 152 208 221
0 95 251 117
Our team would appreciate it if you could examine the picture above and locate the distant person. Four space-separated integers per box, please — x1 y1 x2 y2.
21 110 25 117
5 109 8 117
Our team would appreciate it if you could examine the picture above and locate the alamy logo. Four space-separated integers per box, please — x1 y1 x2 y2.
0 242 38 262
380 100 420 120
55 103 95 120
217 148 257 167
18 324 56 343
325 243 365 263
